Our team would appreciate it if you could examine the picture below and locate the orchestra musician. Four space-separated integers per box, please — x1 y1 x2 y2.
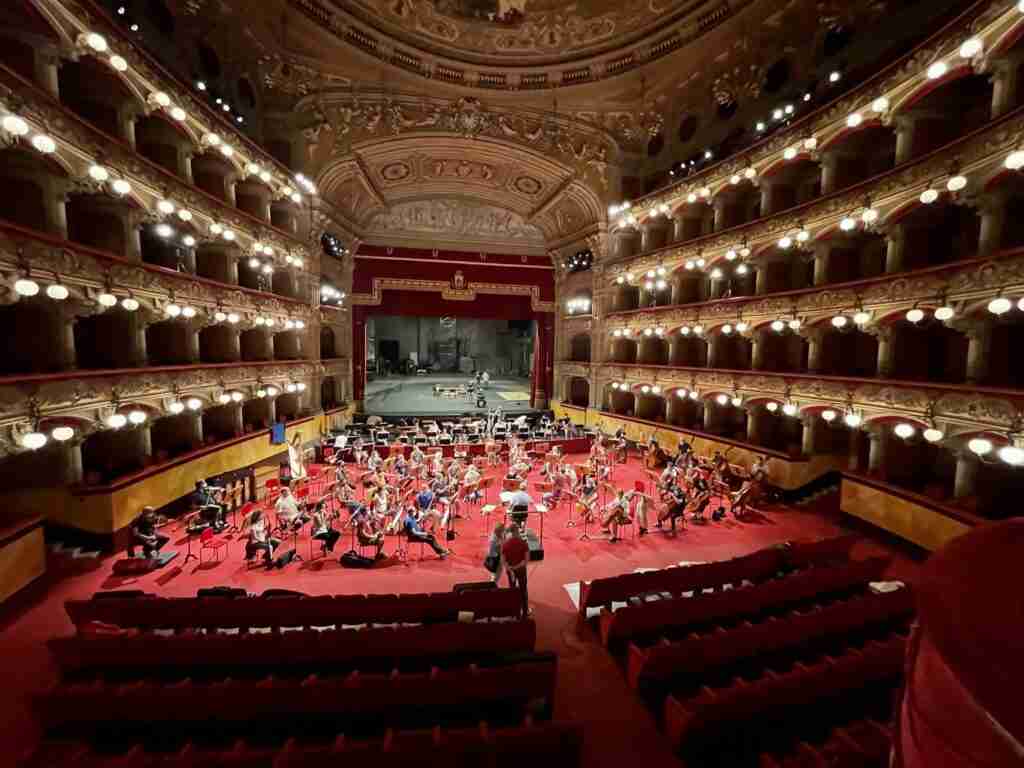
657 481 689 534
601 489 636 543
310 499 341 554
349 504 385 559
275 485 309 531
129 507 169 558
644 436 670 470
192 479 227 532
244 507 280 567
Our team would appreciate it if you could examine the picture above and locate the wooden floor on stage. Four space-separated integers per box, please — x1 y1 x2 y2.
363 374 536 417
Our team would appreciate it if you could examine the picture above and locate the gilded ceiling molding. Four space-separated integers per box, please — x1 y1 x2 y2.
351 276 555 313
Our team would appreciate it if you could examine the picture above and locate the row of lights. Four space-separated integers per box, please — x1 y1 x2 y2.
566 297 592 314
321 284 346 304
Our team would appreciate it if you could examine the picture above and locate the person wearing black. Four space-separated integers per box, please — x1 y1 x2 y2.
658 483 689 534
402 507 448 558
130 506 169 558
192 480 226 532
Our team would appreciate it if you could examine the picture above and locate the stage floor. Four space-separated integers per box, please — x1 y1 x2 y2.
364 374 536 417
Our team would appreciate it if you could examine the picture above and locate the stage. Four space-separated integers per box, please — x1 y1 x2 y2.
363 374 538 417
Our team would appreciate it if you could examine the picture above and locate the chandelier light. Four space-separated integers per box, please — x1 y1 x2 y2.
998 444 1024 466
920 188 939 205
97 292 117 307
14 278 40 297
968 437 993 456
783 403 798 416
894 423 916 439
716 394 728 405
731 396 742 407
88 165 110 182
1 115 29 136
840 216 856 231
1005 150 1024 170
926 61 948 80
178 209 193 222
128 410 147 425
959 38 983 58
121 297 139 311
183 235 196 247
187 398 203 411
906 308 925 323
923 427 944 443
988 297 1012 315
22 431 47 450
157 200 175 215
771 320 785 332
821 409 837 422
844 413 863 428
934 305 955 321
166 303 182 317
109 55 128 72
218 393 231 405
831 315 848 328
766 402 779 412
169 401 185 415
846 113 863 128
181 306 196 318
872 97 889 113
52 426 74 442
853 311 871 325
947 175 967 192
107 413 128 429
112 179 131 196
31 134 56 154
47 283 69 300
689 391 699 400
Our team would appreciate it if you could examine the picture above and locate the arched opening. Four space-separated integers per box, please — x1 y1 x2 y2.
66 196 130 257
194 244 238 284
235 179 270 222
712 182 761 230
192 153 234 204
150 412 200 463
636 392 666 422
637 335 669 365
569 333 591 363
0 302 67 373
889 320 968 384
202 404 242 444
897 201 980 271
145 320 195 365
0 148 62 233
270 200 298 234
672 202 713 242
238 257 264 291
756 407 803 455
607 387 635 416
670 336 708 367
322 376 339 409
611 284 640 312
667 395 701 429
243 398 275 432
703 397 747 439
898 73 993 161
609 337 638 364
240 329 272 362
81 428 148 485
984 315 1024 388
135 113 189 178
817 326 879 377
671 273 710 305
140 224 186 270
758 329 808 373
818 232 886 284
0 5 44 83
199 325 240 363
712 332 752 369
876 428 955 499
75 309 144 369
321 327 338 358
761 159 821 215
275 393 302 422
57 57 137 140
758 251 814 293
567 377 589 407
272 330 302 360
823 125 896 191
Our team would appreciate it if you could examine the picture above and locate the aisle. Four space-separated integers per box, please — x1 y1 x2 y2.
0 455 917 766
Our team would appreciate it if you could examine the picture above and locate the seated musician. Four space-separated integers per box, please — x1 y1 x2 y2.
244 508 280 567
658 482 689 534
659 462 677 493
275 485 309 531
463 463 482 502
393 453 408 477
373 484 391 519
191 480 227 532
352 438 369 466
367 448 383 472
602 489 635 543
350 504 385 559
542 469 565 507
129 506 169 558
688 467 713 522
402 506 448 558
410 444 425 467
310 500 341 554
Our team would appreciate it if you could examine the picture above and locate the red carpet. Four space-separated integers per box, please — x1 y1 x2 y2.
0 455 920 767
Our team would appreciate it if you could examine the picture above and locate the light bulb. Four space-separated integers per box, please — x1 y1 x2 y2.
689 391 698 400
152 91 171 107
14 278 40 297
1 115 29 136
788 319 801 331
287 383 297 393
906 308 925 323
797 229 810 242
219 393 231 405
51 426 74 442
680 327 690 336
256 389 267 398
844 413 862 428
46 284 69 300
166 303 182 317
861 208 879 224
260 171 272 183
157 200 175 215
247 163 261 175
853 311 870 325
85 32 108 52
651 386 661 395
778 236 793 249
22 432 47 450
968 438 993 456
831 315 848 328
960 39 982 58
872 97 889 113
181 306 196 318
716 394 728 405
295 320 305 330
107 413 127 429
187 398 202 411
112 179 131 196
219 144 234 158
771 320 785 332
736 264 749 275
177 209 193 222
946 175 967 192
155 223 173 238
840 217 856 231
783 147 797 161
128 410 147 425
923 428 944 443
926 61 948 80
731 397 742 407
262 264 274 274
248 257 260 268
170 107 187 122
821 409 837 422
693 324 704 335
227 313 239 324
215 311 227 322
205 133 221 147
803 137 817 151
783 403 797 416
988 297 1012 315
1006 150 1024 171
210 223 223 235
183 235 196 247
934 306 954 321
725 249 737 261
766 402 779 412
109 55 128 72
31 134 56 154
998 445 1024 466
722 324 733 334
222 230 235 241
894 423 916 439
231 392 243 402
642 385 651 394
169 402 185 415
736 321 748 332
920 189 939 205
97 292 117 307
847 113 862 128
121 297 139 311
88 165 110 182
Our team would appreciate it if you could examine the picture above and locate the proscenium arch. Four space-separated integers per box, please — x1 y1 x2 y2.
315 134 607 245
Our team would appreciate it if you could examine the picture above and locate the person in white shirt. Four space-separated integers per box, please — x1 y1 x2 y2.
411 446 425 466
245 508 281 567
481 371 491 386
367 449 383 472
506 484 533 511
275 486 308 531
463 464 482 503
333 433 348 450
602 489 636 543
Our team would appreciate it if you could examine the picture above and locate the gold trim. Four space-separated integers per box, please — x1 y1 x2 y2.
352 277 555 312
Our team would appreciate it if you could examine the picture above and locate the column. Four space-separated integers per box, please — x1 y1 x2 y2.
180 152 195 185
750 333 765 370
894 115 918 165
124 210 144 263
706 336 718 368
229 404 244 437
228 329 242 362
819 150 842 195
120 106 138 149
640 225 654 252
59 312 77 369
135 425 153 463
225 178 238 207
712 197 730 231
746 407 761 445
187 326 200 363
58 440 84 485
991 56 1022 119
703 402 716 432
965 320 992 384
884 223 906 273
867 431 887 475
34 51 61 99
759 180 777 217
977 193 1007 256
805 327 825 374
812 243 830 286
672 216 686 243
954 453 979 499
132 321 148 366
801 418 816 457
188 412 204 447
847 429 863 472
875 327 895 378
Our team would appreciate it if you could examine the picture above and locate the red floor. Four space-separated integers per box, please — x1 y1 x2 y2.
0 455 921 767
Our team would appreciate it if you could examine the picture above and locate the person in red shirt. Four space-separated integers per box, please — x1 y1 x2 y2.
501 525 531 618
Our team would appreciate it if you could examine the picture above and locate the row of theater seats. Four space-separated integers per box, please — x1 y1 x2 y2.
583 537 907 767
576 535 860 621
26 589 580 767
24 719 584 768
63 588 523 630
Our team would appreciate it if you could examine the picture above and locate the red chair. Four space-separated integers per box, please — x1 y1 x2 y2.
199 527 228 564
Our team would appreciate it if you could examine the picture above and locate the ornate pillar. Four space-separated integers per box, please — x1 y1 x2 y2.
884 222 906 273
812 243 830 286
873 326 895 378
894 114 918 165
703 401 716 432
991 55 1023 119
672 216 686 243
977 192 1008 256
750 331 765 370
867 430 887 475
759 180 777 217
964 319 993 384
801 416 817 457
712 197 730 231
848 429 864 472
59 309 78 369
34 50 61 99
58 439 84 485
186 323 201 363
819 150 842 195
954 453 979 499
754 263 769 295
188 411 204 447
706 335 719 368
180 151 195 185
803 326 826 374
746 405 761 445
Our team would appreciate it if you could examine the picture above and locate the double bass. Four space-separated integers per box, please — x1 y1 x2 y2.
644 443 670 470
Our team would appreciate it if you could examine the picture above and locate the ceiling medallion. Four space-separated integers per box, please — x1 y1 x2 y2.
514 175 543 195
380 161 411 181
